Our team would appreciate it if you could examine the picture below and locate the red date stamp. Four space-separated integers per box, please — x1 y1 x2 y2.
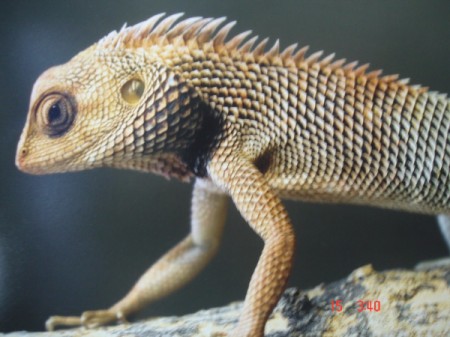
331 299 381 312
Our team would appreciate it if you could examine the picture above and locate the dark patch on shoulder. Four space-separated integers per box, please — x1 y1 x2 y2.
254 149 272 174
181 101 225 177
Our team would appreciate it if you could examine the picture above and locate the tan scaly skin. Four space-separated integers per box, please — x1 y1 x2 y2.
16 13 449 337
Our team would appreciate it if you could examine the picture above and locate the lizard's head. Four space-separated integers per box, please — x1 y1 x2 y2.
16 13 232 178
16 46 147 174
16 41 202 176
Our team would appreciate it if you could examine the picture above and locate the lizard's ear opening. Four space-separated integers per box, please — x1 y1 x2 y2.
121 78 145 105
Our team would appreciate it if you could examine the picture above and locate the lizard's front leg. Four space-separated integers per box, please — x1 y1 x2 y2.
209 151 296 337
46 179 228 330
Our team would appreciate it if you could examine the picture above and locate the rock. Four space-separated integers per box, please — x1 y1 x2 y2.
3 261 450 337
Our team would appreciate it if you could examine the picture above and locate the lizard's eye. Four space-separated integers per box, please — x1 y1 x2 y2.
121 78 145 105
36 93 76 137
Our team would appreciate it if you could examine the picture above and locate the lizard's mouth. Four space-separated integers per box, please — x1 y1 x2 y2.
14 136 45 174
15 147 30 173
15 148 60 175
15 150 91 175
15 139 92 175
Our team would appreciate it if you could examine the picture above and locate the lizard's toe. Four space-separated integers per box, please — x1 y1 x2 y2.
45 315 82 331
81 309 124 328
45 309 126 331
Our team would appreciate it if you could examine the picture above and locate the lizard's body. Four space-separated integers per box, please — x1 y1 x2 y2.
174 49 450 213
16 14 449 336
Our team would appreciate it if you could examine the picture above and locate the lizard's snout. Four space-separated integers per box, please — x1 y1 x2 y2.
15 147 29 172
15 148 47 175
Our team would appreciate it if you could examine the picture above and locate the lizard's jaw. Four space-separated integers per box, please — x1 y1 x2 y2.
15 150 91 175
15 135 91 175
15 147 59 175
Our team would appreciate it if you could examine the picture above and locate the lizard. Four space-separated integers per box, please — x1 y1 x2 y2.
15 13 450 337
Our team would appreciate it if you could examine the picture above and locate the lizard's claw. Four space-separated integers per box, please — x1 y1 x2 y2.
46 309 127 331
46 315 82 331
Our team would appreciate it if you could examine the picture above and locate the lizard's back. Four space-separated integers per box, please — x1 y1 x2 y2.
177 56 450 214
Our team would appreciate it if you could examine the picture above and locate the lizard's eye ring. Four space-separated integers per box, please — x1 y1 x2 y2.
121 78 145 105
36 93 76 137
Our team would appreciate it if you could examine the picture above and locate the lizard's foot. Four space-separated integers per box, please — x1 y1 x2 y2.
46 309 127 331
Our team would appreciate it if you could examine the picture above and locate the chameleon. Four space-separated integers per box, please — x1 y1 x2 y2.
15 13 450 337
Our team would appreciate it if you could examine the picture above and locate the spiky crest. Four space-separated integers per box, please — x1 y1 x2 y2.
97 13 421 87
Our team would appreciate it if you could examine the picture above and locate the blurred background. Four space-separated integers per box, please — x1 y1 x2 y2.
1 0 449 332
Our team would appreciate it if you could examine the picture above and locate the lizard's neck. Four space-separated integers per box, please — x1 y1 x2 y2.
104 63 225 179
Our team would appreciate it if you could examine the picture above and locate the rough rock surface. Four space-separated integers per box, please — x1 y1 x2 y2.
3 261 450 337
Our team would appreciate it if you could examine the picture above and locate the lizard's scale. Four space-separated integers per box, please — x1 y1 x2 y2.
15 13 450 337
